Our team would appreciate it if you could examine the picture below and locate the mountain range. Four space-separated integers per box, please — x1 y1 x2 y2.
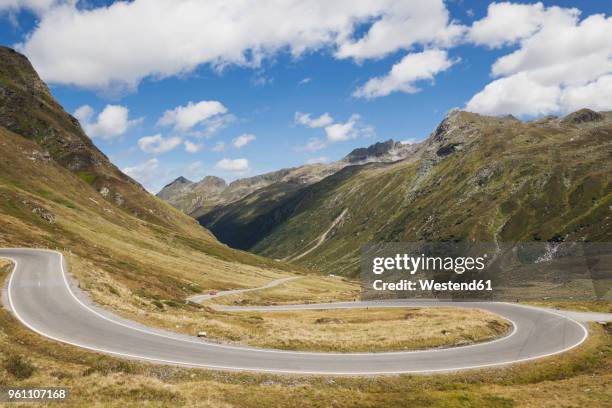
158 139 416 215
161 108 612 276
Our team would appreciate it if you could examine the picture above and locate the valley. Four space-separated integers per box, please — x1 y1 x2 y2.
162 110 612 278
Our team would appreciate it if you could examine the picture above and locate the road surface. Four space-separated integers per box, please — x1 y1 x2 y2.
1 248 609 375
187 276 300 303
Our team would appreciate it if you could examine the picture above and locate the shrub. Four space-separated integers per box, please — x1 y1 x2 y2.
4 354 35 379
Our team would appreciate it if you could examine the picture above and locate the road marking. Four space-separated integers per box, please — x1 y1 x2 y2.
0 249 591 375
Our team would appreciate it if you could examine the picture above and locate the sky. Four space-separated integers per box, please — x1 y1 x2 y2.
0 0 610 193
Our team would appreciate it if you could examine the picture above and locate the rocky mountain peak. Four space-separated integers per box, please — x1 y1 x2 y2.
343 139 416 164
0 46 53 98
199 176 227 188
169 176 194 186
562 108 604 124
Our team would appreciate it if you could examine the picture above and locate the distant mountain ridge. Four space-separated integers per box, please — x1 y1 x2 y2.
196 108 612 276
157 138 417 215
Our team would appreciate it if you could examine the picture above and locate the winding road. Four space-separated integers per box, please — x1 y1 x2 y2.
2 248 610 375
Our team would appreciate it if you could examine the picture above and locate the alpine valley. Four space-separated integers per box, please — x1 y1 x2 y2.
159 109 612 276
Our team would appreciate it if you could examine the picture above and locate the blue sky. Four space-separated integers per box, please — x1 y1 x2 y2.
1 1 610 192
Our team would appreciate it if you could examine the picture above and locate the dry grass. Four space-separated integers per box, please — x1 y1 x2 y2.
0 261 609 408
526 300 612 314
66 253 507 352
209 276 360 306
210 307 511 352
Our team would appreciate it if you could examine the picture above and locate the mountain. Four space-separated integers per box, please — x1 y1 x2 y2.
197 109 612 276
0 47 192 228
0 46 295 307
157 138 415 216
157 176 227 214
342 139 418 164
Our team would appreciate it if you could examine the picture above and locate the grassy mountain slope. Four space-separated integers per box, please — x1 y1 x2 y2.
201 110 612 276
0 46 315 311
0 46 184 227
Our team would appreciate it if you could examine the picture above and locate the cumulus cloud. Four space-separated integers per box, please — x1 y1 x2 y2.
559 74 612 113
232 133 256 149
137 134 182 154
296 113 374 151
184 140 203 153
468 2 577 48
15 0 464 90
74 104 141 140
465 73 561 117
325 114 362 142
0 0 59 14
466 3 612 116
123 158 159 188
215 158 249 173
353 49 456 99
295 112 334 128
158 100 228 132
334 0 464 60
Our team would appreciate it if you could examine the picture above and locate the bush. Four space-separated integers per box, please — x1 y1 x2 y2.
4 354 35 379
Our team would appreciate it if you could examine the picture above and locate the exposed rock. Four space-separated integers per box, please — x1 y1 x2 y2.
562 108 604 124
28 149 51 163
99 187 110 197
343 139 416 164
114 192 124 206
32 207 55 223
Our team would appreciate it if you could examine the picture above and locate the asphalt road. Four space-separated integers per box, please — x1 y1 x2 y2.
1 248 609 375
187 276 301 303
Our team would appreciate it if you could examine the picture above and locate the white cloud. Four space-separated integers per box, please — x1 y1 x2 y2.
335 0 464 60
16 0 464 89
353 49 456 99
0 0 58 14
468 2 577 48
296 113 374 151
123 158 159 189
232 133 256 149
158 100 228 132
466 4 612 116
74 104 141 140
184 140 204 153
306 156 329 164
465 73 561 117
559 74 612 113
298 77 311 85
215 158 249 173
325 114 374 142
73 104 94 123
295 112 334 128
325 114 360 142
137 134 182 154
212 141 226 152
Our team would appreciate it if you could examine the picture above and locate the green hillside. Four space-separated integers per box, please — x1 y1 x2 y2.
199 110 612 276
0 46 304 309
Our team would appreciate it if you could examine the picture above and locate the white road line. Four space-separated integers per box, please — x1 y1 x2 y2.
0 249 593 375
